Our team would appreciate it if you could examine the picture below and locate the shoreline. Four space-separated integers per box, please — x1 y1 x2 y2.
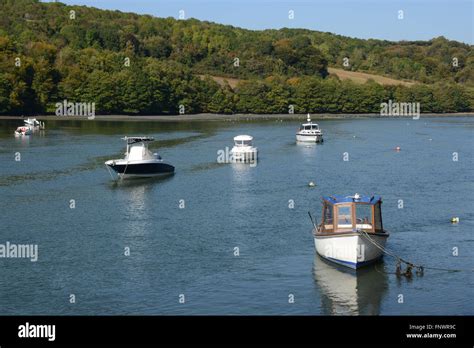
0 113 473 122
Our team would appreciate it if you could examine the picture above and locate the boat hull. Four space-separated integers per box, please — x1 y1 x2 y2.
296 133 323 143
314 232 388 269
230 148 258 163
105 161 174 179
14 127 32 136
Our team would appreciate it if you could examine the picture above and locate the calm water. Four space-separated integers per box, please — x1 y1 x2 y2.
0 116 472 315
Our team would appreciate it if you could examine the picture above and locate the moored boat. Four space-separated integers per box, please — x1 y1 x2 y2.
24 118 39 127
230 135 258 163
14 126 32 136
296 114 323 143
311 194 389 269
24 118 45 129
105 136 174 179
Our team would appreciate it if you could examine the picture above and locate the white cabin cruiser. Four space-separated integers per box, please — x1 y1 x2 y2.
296 114 323 143
105 136 174 179
230 135 258 163
14 126 32 136
310 194 389 269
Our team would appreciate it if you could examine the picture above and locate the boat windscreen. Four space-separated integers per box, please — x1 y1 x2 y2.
322 203 334 232
356 204 372 228
124 137 154 144
336 205 353 229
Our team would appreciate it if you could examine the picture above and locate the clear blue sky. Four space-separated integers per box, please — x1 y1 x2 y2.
45 0 473 44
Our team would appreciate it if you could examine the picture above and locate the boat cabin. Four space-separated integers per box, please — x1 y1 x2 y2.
300 123 320 131
320 194 384 233
233 135 253 147
123 136 155 161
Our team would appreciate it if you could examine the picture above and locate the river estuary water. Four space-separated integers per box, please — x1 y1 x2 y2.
0 116 472 315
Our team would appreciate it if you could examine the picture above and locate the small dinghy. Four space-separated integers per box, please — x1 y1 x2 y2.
310 194 389 269
14 126 32 136
105 136 174 179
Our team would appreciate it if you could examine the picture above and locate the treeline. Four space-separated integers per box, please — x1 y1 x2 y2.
0 0 472 115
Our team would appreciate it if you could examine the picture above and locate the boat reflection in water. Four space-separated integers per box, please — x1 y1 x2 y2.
313 254 388 315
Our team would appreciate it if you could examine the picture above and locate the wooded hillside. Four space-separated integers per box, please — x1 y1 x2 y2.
0 0 472 115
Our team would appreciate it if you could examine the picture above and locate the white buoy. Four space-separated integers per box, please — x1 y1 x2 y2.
451 217 459 224
308 181 316 187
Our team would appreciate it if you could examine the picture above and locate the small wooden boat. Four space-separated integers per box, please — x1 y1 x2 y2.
311 194 389 269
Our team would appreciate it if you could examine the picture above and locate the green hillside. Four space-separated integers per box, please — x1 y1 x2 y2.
0 0 472 115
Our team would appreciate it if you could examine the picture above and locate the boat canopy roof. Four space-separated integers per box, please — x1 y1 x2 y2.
301 122 319 127
234 135 253 142
122 136 154 144
323 194 382 205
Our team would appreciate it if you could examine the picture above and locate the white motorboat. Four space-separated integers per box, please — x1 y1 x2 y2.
24 118 39 127
310 194 389 269
24 118 45 129
230 135 258 164
296 114 323 143
14 126 32 136
105 136 174 179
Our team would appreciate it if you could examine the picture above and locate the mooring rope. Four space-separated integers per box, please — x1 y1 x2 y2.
105 163 116 181
356 230 473 276
121 160 129 181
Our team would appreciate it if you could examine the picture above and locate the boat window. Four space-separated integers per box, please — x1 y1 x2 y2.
311 125 319 130
337 205 353 229
322 204 334 232
374 203 383 231
236 140 251 146
304 126 311 130
356 204 373 231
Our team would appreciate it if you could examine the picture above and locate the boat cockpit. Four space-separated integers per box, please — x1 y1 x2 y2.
319 194 384 234
233 135 254 147
300 124 320 131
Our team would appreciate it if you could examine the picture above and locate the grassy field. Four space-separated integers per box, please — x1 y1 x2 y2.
327 67 416 86
198 75 241 89
201 68 416 89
